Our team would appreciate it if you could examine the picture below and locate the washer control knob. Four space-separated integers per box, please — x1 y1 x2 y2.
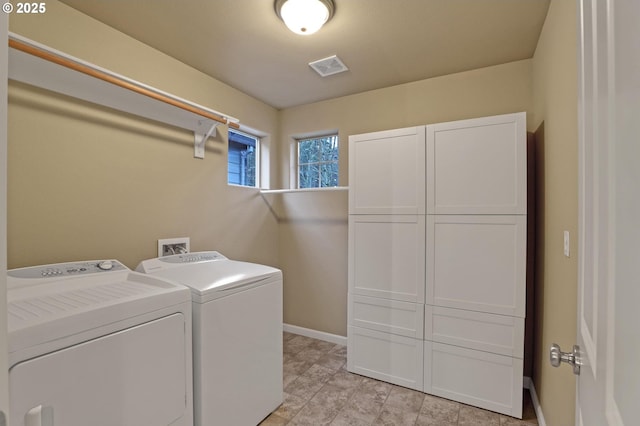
97 260 114 271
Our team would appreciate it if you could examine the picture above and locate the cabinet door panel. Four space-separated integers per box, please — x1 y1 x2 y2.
349 215 425 302
347 326 423 391
426 112 526 214
424 305 524 358
426 215 526 317
349 126 425 214
424 341 523 418
349 294 424 338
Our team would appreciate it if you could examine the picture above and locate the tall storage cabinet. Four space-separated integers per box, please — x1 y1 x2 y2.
347 112 527 418
347 126 426 391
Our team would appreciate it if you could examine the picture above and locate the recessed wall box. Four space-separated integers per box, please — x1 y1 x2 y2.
158 237 190 257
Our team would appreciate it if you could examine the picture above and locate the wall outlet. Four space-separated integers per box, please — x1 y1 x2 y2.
158 237 190 257
563 231 570 257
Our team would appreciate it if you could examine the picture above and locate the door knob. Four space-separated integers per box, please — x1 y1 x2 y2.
550 343 581 375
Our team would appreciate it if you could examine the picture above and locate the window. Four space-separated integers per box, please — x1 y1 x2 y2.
228 129 258 187
297 134 339 188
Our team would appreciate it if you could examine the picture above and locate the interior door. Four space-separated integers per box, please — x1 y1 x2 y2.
1 11 11 425
575 0 639 424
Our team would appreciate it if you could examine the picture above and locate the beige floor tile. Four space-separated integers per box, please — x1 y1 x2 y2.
458 404 501 426
308 339 338 352
283 332 297 342
500 416 540 426
373 404 419 425
294 347 328 363
325 370 363 390
288 401 340 426
283 372 299 388
330 410 373 426
259 413 289 425
316 353 347 371
273 392 309 420
358 377 392 404
284 335 315 354
416 413 457 426
416 394 460 425
285 376 326 400
338 391 385 424
384 385 425 413
329 344 347 357
309 384 355 413
300 363 335 382
283 359 314 376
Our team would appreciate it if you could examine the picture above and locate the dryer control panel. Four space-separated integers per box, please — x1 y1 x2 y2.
8 260 128 279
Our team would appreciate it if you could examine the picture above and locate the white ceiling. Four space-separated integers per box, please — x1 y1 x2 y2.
59 0 550 110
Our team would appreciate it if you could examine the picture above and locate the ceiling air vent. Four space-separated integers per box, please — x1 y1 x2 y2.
309 55 349 77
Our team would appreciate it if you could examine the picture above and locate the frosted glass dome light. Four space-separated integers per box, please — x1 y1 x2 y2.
275 0 335 35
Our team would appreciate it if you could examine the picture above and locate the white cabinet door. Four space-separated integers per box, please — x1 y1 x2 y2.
426 112 526 215
424 341 523 418
349 126 425 214
426 215 526 317
349 215 425 302
348 326 423 391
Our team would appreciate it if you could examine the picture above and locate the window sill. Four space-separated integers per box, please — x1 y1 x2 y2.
260 186 348 195
227 183 260 190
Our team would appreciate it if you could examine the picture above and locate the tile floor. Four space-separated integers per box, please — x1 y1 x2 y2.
260 332 539 426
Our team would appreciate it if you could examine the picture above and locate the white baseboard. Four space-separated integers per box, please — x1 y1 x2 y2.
283 323 347 346
524 377 547 426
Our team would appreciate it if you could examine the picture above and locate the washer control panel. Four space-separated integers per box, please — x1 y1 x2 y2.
8 260 128 279
159 251 227 264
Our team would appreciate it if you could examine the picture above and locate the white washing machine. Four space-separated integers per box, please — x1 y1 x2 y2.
136 251 283 426
7 260 194 426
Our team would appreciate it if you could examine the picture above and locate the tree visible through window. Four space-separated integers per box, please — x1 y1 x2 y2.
298 135 339 188
228 129 257 187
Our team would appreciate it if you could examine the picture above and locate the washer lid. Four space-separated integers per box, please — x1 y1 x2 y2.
136 252 281 300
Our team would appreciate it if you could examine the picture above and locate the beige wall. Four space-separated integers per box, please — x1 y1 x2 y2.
262 189 348 336
7 1 280 270
531 0 579 425
278 60 533 336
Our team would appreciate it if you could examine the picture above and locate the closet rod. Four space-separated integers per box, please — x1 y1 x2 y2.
8 36 240 129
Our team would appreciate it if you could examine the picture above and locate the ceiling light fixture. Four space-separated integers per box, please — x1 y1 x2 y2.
275 0 335 36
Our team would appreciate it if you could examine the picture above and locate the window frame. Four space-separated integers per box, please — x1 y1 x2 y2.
227 128 260 188
296 133 339 189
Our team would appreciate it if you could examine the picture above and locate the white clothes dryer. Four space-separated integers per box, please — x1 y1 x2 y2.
7 260 194 426
136 251 283 426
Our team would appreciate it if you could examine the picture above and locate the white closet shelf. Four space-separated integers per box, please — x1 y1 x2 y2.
260 187 348 194
7 33 239 158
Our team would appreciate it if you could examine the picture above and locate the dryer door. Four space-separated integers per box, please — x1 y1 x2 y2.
10 313 188 426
